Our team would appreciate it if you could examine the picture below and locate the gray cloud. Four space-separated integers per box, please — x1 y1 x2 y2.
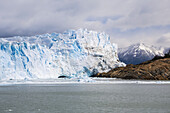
157 33 170 47
0 0 170 47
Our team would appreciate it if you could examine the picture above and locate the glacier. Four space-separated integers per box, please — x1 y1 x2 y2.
0 29 125 80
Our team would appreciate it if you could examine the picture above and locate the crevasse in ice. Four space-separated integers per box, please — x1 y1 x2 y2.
0 29 125 80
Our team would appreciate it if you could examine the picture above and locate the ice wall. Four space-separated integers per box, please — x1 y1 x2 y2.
0 29 125 80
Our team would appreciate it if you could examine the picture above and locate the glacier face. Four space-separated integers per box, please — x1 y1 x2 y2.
0 29 125 80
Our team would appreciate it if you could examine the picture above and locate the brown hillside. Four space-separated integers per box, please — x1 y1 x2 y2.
91 58 170 80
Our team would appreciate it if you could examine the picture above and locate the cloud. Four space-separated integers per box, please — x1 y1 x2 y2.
0 0 170 47
157 33 170 47
86 16 123 24
104 0 170 30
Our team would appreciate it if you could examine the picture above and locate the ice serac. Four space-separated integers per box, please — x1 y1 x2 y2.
0 29 125 80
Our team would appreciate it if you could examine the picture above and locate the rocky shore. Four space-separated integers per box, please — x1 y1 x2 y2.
91 58 170 80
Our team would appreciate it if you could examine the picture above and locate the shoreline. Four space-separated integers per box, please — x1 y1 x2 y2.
0 78 170 85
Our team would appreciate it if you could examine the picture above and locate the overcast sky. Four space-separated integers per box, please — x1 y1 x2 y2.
0 0 170 48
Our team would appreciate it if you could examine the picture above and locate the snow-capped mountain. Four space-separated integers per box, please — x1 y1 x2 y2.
118 43 165 64
0 29 125 80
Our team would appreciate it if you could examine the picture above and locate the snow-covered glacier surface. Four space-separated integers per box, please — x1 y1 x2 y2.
0 29 125 80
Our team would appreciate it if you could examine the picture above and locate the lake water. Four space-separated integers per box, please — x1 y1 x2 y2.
0 82 170 113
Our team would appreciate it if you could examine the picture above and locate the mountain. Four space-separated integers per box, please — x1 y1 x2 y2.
91 57 170 80
0 29 125 80
118 43 165 64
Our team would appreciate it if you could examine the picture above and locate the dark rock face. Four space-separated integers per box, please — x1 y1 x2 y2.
58 76 70 78
119 50 154 65
91 58 170 80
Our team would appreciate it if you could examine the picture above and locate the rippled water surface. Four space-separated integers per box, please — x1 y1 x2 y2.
0 83 170 113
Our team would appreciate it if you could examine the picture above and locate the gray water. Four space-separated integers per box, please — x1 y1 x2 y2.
0 84 170 113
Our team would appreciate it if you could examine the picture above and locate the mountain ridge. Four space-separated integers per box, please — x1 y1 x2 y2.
118 43 165 64
91 54 170 80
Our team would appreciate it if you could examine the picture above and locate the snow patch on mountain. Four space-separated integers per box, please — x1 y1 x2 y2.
0 29 125 80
